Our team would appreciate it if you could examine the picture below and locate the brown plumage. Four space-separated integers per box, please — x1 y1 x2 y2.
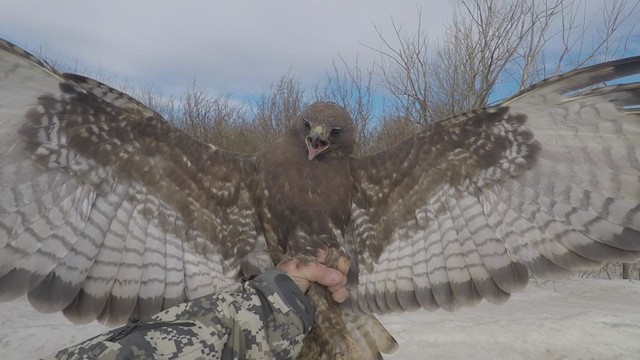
1 38 640 359
255 103 388 359
255 102 355 265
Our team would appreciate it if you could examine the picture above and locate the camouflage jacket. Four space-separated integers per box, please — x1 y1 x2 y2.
49 270 315 360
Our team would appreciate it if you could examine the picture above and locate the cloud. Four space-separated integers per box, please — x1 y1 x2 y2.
0 0 454 97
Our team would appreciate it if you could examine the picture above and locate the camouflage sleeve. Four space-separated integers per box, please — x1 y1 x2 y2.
48 269 316 360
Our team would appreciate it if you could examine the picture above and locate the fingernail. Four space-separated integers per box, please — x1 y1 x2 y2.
338 257 350 273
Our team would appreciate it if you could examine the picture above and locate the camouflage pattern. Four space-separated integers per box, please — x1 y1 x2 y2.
48 270 315 359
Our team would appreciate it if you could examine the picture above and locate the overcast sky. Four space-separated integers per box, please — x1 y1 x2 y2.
2 1 639 107
0 1 454 99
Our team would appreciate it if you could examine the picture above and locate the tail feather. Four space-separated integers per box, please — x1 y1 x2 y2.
343 312 398 358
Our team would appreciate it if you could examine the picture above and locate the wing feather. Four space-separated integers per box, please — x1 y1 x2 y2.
423 195 457 310
29 182 129 313
62 187 134 323
0 38 269 325
393 227 418 310
443 194 485 306
103 188 150 324
161 204 187 309
348 56 640 314
22 183 96 308
135 195 166 319
438 191 478 307
453 191 516 303
382 231 401 311
410 217 438 311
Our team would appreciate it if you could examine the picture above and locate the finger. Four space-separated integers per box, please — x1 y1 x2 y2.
318 267 345 287
298 262 324 284
331 287 348 303
304 264 344 287
327 277 347 294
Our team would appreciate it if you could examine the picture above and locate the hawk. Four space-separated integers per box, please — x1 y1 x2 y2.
0 38 639 359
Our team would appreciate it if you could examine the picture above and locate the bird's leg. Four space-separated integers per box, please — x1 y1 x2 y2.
298 249 363 360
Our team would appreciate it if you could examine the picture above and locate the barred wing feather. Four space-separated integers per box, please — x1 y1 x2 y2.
348 57 640 314
0 39 271 325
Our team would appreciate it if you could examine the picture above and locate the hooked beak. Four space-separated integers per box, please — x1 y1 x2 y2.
305 125 330 160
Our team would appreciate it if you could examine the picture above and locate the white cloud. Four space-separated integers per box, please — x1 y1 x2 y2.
0 1 454 97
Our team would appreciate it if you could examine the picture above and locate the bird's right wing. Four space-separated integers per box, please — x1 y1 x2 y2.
0 38 273 325
346 57 640 314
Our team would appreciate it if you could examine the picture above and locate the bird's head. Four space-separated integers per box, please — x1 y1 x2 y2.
296 102 355 160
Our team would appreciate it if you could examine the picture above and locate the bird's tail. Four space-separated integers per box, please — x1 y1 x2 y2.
342 311 399 359
298 283 398 359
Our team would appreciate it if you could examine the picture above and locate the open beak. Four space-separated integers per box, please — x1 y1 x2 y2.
305 125 331 160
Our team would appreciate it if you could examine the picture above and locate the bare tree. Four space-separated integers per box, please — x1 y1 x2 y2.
167 79 250 152
371 2 539 125
367 112 420 155
372 0 640 127
252 72 306 145
369 11 435 126
553 0 640 71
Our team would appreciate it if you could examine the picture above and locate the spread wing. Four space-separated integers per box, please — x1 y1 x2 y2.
346 57 640 314
0 39 272 325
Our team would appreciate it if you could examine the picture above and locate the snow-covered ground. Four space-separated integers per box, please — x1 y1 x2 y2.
0 279 638 359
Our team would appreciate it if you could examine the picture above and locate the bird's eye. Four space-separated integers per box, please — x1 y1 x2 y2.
303 119 311 131
330 127 342 137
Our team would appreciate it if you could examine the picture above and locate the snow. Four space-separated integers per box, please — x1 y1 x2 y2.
0 279 639 359
381 279 640 360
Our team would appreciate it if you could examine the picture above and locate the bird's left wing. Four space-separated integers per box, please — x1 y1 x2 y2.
0 39 272 325
346 57 640 314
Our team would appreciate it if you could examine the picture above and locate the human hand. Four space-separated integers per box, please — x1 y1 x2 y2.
277 250 350 303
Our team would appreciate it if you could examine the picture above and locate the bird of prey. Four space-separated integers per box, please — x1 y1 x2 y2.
0 37 639 359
